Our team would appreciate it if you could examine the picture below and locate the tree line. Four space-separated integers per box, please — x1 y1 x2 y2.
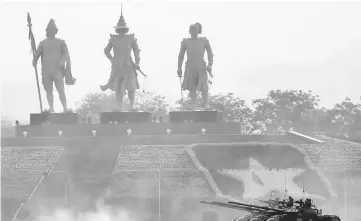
76 89 361 140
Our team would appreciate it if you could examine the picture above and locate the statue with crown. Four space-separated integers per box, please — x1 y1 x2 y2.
100 6 142 112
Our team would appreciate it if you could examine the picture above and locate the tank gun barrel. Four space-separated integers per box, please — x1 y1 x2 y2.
255 199 285 205
228 201 286 214
199 201 281 214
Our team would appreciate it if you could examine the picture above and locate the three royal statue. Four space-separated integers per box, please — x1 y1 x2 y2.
32 11 214 113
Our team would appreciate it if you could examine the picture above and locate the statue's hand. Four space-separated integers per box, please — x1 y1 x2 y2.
134 64 140 70
206 66 212 73
177 68 182 78
32 60 37 68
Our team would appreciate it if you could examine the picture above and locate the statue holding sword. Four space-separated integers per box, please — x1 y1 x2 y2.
177 22 214 110
100 8 145 111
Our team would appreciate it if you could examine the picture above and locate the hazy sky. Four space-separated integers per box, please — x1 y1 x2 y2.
1 1 361 121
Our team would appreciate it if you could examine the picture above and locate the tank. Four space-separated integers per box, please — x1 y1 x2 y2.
199 197 341 221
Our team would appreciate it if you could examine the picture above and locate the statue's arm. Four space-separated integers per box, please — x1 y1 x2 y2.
178 39 186 70
104 39 113 61
131 35 141 66
33 41 43 64
205 38 214 67
59 40 69 66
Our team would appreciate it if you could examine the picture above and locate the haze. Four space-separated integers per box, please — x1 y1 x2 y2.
1 1 361 122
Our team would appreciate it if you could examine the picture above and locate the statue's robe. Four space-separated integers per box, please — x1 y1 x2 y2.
104 34 140 94
178 37 213 91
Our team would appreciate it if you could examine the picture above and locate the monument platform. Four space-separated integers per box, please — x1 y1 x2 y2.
1 110 323 221
2 130 320 147
14 110 233 138
14 122 241 137
2 111 323 145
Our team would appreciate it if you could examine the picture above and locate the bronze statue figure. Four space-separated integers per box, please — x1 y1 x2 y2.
101 9 141 112
32 19 74 113
177 22 214 110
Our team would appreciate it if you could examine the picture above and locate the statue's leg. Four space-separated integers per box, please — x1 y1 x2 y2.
54 75 68 112
115 91 124 111
128 89 136 110
201 90 209 108
115 77 125 111
189 90 197 110
42 75 55 112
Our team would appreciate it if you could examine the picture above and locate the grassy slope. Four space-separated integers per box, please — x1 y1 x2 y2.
1 147 63 221
299 135 361 221
3 137 360 221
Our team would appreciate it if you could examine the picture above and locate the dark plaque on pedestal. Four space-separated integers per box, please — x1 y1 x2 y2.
169 110 222 123
100 112 152 124
30 113 49 125
30 113 80 125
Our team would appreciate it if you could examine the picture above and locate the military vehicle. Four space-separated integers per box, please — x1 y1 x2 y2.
199 197 341 221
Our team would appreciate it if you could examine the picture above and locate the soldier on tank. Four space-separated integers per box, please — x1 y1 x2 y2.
100 10 141 111
177 22 214 110
33 19 73 113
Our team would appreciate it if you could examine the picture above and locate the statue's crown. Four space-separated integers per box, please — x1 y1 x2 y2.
114 4 128 29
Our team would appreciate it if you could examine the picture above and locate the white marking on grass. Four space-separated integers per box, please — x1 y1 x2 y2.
106 145 123 197
185 143 224 197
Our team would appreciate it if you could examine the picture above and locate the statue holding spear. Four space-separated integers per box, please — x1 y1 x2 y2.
30 14 75 113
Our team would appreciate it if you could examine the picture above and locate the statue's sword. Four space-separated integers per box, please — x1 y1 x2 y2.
131 61 147 77
135 67 147 78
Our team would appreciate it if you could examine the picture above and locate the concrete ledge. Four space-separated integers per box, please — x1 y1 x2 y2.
287 131 324 143
325 133 361 144
14 122 241 138
1 134 311 147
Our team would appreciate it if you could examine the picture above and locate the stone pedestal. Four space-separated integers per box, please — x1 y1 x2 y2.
30 113 79 125
100 112 152 124
169 110 222 123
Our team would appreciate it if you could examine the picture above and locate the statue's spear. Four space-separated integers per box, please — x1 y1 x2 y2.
27 12 43 113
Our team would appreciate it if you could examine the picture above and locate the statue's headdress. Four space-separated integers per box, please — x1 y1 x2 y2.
114 4 129 31
189 23 201 35
194 22 202 34
46 18 58 32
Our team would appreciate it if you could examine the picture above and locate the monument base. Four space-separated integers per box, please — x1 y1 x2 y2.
100 112 152 124
169 110 222 123
15 122 241 137
30 112 80 125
